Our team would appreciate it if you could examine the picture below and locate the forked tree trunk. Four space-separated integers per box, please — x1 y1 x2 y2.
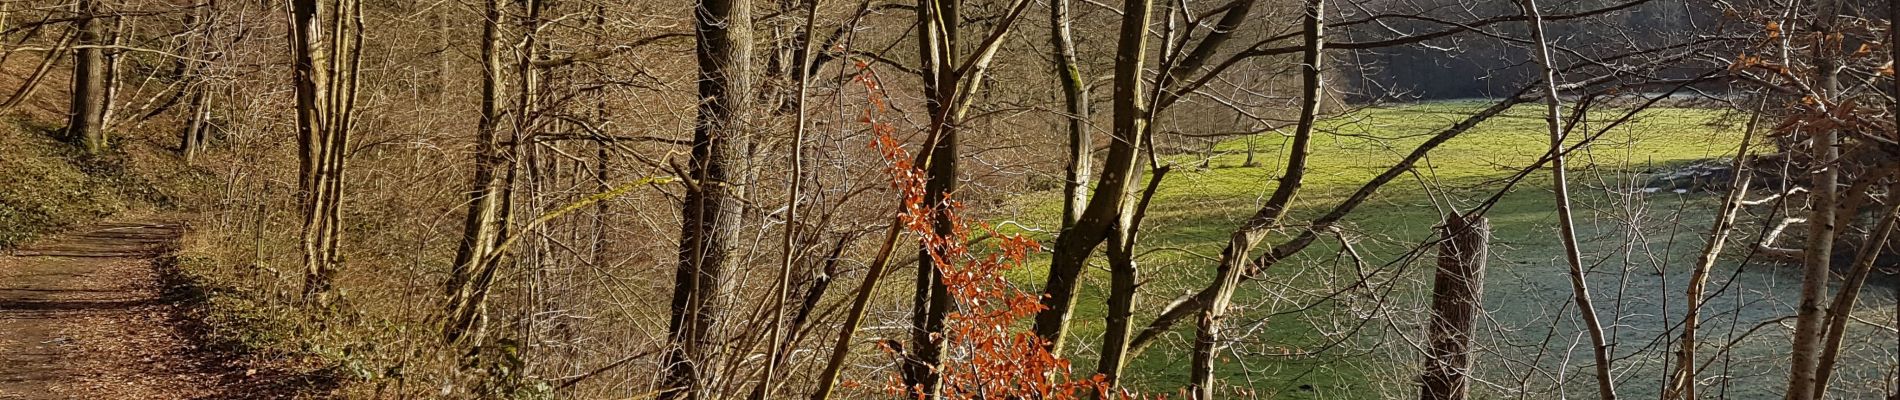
1033 0 1153 358
660 0 751 397
179 89 209 161
1420 214 1489 400
290 0 361 306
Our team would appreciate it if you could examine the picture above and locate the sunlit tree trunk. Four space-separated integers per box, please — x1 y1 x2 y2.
290 0 361 306
1665 104 1759 400
1033 0 1153 358
441 0 511 345
1051 0 1089 230
902 1 957 397
1787 0 1842 396
1521 0 1615 397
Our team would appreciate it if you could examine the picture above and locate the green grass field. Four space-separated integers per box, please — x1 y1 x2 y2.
994 101 1836 398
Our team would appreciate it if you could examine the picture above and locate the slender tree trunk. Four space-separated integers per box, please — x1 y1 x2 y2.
289 0 330 304
756 0 817 397
660 0 751 396
0 28 75 113
441 0 511 345
291 0 360 306
1521 1 1615 398
1187 1 1320 396
69 0 108 154
902 1 957 397
1665 103 1760 400
180 89 208 161
1420 214 1489 400
1788 0 1842 395
1052 0 1089 229
98 15 124 130
1812 185 1900 396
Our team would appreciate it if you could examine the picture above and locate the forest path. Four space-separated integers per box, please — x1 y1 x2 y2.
0 218 222 399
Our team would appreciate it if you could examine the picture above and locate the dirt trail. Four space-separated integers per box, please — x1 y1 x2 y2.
0 218 219 399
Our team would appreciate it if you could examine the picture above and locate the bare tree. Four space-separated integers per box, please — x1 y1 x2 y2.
1420 214 1489 400
1051 0 1088 230
660 0 752 397
1521 0 1615 397
289 0 362 305
1186 0 1321 394
442 0 515 345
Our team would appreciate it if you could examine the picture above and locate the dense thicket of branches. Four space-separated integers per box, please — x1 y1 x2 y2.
3 0 1899 397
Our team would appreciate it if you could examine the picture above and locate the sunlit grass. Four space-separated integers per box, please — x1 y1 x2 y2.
1000 101 1745 398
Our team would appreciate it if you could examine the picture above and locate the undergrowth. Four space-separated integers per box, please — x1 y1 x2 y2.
0 113 211 247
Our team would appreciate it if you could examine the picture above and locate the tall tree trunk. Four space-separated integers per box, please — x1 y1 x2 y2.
1521 0 1615 398
1812 183 1900 396
1788 0 1842 396
442 0 511 345
291 0 361 306
69 0 108 154
1187 0 1320 396
1033 0 1152 357
659 0 751 396
902 0 957 397
180 89 209 161
98 15 124 130
1420 214 1489 400
1051 0 1089 230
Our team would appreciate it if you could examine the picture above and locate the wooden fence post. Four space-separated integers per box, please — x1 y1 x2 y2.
1422 213 1489 400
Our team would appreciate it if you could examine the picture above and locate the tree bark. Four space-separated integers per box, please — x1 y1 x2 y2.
1051 0 1089 230
1811 182 1900 396
902 0 956 395
660 0 751 397
68 0 108 155
1420 214 1489 400
441 0 511 345
291 0 361 306
1520 0 1615 397
1787 0 1842 396
1187 1 1320 396
1033 0 1153 357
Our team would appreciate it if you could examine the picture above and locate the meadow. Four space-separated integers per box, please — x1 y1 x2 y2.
999 101 1898 398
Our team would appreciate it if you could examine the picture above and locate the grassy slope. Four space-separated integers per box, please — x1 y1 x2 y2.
0 112 211 248
1001 101 1752 397
0 116 130 247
